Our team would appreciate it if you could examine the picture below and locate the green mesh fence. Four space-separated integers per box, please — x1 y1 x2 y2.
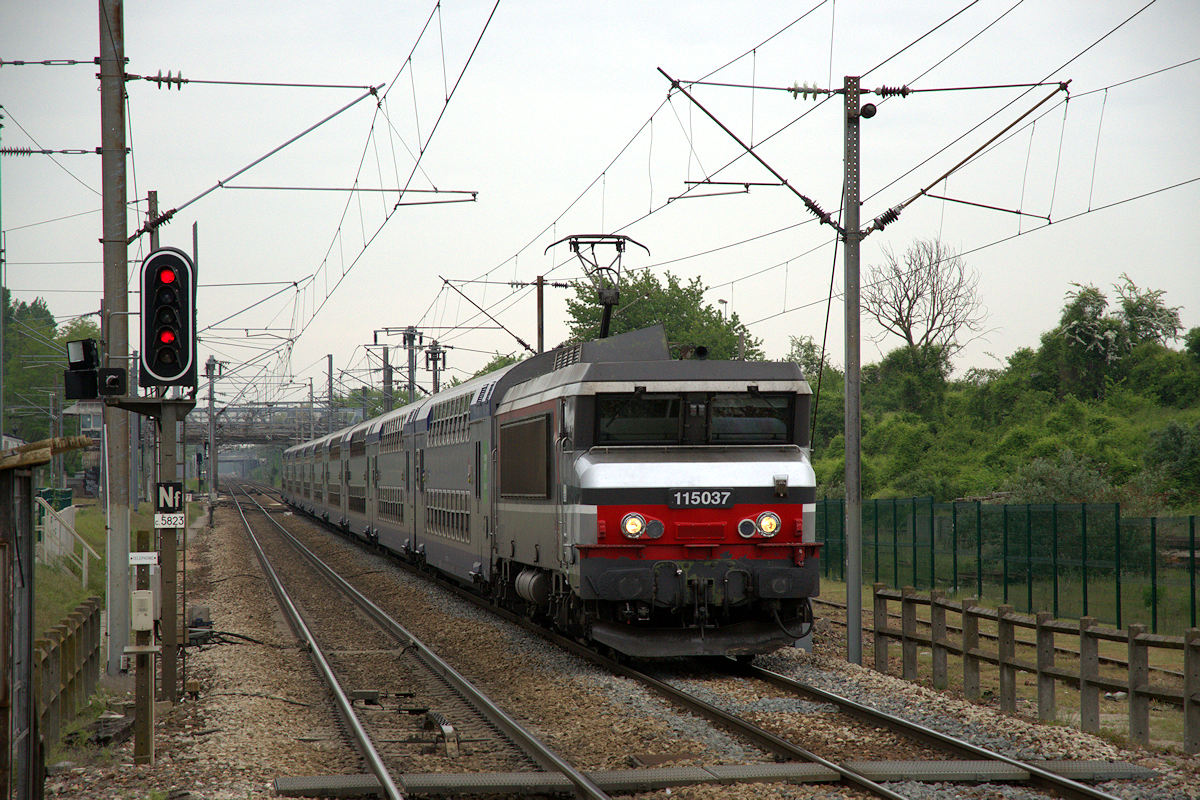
815 498 1198 635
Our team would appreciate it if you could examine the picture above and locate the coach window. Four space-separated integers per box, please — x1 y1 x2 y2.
499 415 551 498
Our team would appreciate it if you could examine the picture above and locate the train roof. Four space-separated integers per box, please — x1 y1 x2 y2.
287 324 805 453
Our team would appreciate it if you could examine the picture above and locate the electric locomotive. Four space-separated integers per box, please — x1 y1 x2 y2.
281 326 820 658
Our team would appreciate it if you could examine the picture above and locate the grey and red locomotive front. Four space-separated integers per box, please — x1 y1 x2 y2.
282 327 820 658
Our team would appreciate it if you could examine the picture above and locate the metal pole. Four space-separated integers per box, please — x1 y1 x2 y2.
428 340 443 394
206 356 216 502
159 403 178 701
405 326 418 404
133 526 153 763
308 378 314 439
326 354 333 435
842 76 863 665
382 345 393 412
537 275 545 353
1 109 6 442
100 0 132 676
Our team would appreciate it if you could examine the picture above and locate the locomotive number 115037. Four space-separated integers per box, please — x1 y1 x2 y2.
668 489 734 509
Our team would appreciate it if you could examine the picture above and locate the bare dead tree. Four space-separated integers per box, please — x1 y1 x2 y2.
862 238 986 356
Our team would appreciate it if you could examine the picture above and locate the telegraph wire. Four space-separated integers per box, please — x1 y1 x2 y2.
285 0 501 375
743 175 1199 328
862 0 1161 209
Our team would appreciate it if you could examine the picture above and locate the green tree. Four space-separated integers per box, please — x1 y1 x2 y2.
564 270 762 359
864 344 951 417
1145 421 1200 498
2 289 62 441
472 351 525 378
1184 327 1200 361
1038 276 1182 400
784 335 843 448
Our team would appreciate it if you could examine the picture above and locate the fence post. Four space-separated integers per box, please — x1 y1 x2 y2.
873 498 879 583
1190 516 1196 630
85 599 100 699
892 497 899 587
1002 505 1010 604
928 498 935 591
42 630 62 748
1079 616 1100 733
998 605 1015 714
1036 611 1055 722
1150 518 1158 634
1114 504 1122 630
975 501 983 601
910 501 918 588
1081 502 1089 617
873 583 889 673
1185 628 1198 755
54 622 74 724
952 502 959 595
1052 502 1059 618
901 586 918 681
931 589 947 690
963 599 980 701
1127 623 1150 745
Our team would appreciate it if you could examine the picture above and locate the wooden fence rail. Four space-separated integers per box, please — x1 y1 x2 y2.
872 584 1200 753
32 596 102 748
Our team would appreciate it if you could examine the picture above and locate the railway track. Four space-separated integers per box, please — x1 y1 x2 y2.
230 484 611 800
242 482 1149 799
541 625 1132 800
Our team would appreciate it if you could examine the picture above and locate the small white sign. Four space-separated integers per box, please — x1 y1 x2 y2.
154 512 186 529
129 551 159 566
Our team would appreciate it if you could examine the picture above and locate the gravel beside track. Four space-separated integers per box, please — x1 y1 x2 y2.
44 498 1200 799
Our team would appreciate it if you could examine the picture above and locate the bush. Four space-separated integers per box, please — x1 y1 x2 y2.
1145 421 1200 497
1002 448 1114 503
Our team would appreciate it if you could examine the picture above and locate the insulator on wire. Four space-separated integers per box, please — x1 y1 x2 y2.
872 205 903 230
789 81 825 101
153 69 184 89
875 85 911 98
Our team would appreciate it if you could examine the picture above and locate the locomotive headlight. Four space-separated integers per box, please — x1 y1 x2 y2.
757 512 781 537
621 513 646 539
738 519 758 538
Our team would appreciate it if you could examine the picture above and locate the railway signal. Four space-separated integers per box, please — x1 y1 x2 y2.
139 247 196 387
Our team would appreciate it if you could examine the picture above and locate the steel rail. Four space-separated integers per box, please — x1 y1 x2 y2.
265 482 1118 799
262 485 907 798
230 491 406 800
539 630 913 800
739 663 1124 800
236 486 612 800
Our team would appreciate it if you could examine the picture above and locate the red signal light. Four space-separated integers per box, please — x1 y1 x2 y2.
158 267 177 285
159 329 177 345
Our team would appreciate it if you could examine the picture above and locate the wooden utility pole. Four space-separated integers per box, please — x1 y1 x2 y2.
100 0 132 676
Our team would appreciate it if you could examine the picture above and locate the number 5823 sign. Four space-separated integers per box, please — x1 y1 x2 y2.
155 481 185 529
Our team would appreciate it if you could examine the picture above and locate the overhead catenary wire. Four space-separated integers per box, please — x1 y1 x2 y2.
744 175 1199 328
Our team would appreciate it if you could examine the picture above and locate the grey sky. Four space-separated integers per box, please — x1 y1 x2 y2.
2 1 1197 406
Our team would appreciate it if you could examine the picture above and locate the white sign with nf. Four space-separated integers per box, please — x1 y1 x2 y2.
129 551 159 566
154 512 186 529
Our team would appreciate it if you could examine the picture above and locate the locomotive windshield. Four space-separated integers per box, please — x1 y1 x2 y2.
595 392 793 445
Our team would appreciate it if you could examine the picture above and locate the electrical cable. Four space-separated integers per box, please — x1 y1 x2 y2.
744 175 1199 327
